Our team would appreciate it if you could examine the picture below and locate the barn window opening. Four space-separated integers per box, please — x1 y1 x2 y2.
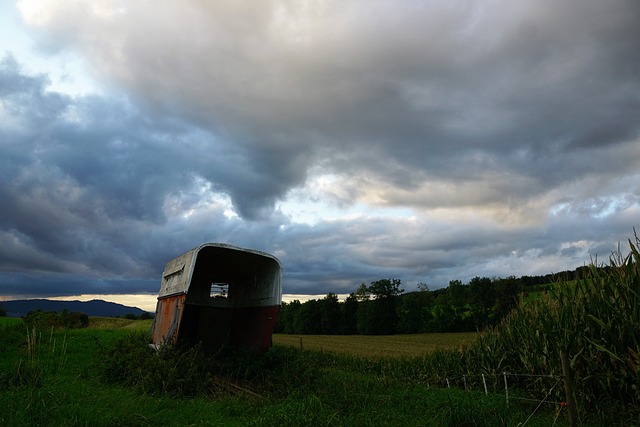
210 282 229 299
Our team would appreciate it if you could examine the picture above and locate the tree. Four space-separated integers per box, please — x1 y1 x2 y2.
366 279 404 334
469 276 495 329
431 301 458 332
493 276 520 322
64 312 89 328
368 278 404 299
396 292 423 333
340 293 359 334
396 290 434 333
356 300 373 334
320 293 340 334
299 299 322 334
428 280 471 332
287 300 302 334
416 282 430 292
354 283 371 301
139 311 153 320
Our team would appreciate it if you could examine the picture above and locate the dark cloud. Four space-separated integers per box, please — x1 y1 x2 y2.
1 0 639 298
20 1 637 216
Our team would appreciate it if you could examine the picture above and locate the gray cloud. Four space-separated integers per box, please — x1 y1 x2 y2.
21 0 637 215
1 0 639 299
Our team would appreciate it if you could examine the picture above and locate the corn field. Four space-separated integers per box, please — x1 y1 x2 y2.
406 233 640 414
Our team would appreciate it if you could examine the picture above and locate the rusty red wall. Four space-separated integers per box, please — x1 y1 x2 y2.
151 293 186 345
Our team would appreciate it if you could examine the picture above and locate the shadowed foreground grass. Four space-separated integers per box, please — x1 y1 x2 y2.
0 320 569 427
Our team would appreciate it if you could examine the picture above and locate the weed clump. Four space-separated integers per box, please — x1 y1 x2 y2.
96 331 211 396
96 332 327 399
0 324 68 389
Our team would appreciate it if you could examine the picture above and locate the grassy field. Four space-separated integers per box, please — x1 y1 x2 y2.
273 332 479 358
0 319 571 426
0 317 23 326
87 316 153 330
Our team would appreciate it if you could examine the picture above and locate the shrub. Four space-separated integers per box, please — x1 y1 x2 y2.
23 310 89 330
97 332 213 397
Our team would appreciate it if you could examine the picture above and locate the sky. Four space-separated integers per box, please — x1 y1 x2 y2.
1 0 639 311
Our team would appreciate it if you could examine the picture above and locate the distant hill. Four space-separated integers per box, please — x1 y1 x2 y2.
0 299 149 318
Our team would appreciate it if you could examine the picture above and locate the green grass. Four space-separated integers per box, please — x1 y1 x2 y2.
0 317 23 326
0 322 571 426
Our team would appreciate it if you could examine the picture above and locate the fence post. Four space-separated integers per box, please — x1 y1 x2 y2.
482 374 488 395
560 351 577 427
503 372 508 406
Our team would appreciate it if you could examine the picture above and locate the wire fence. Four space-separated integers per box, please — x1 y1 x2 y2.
423 372 571 426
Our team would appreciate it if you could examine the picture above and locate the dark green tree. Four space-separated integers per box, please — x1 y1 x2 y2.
366 279 404 334
320 293 341 334
431 300 458 332
356 300 373 334
354 282 371 301
396 289 434 333
339 293 359 334
368 278 404 299
139 312 153 320
288 300 303 334
493 276 520 322
299 299 322 334
469 276 495 329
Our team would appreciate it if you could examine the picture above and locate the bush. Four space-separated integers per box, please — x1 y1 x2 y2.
97 332 213 397
22 310 89 330
96 332 328 399
23 310 59 330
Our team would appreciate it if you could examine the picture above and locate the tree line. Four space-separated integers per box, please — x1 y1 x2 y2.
275 270 584 335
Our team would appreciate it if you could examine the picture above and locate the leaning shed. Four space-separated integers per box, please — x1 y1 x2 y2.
150 243 282 353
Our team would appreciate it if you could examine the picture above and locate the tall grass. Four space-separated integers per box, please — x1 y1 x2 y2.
404 233 640 420
0 323 68 389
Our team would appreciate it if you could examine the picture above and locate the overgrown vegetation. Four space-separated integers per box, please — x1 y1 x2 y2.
93 332 564 426
22 309 89 329
0 318 568 426
0 322 68 389
403 233 640 424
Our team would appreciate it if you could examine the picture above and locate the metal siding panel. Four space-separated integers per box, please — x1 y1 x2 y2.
151 294 185 345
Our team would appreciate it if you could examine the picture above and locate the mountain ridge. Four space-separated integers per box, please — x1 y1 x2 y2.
0 298 150 318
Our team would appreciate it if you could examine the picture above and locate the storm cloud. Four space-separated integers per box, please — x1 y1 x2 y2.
1 0 639 299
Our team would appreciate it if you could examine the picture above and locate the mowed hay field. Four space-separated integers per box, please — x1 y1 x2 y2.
87 316 153 330
273 332 479 358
